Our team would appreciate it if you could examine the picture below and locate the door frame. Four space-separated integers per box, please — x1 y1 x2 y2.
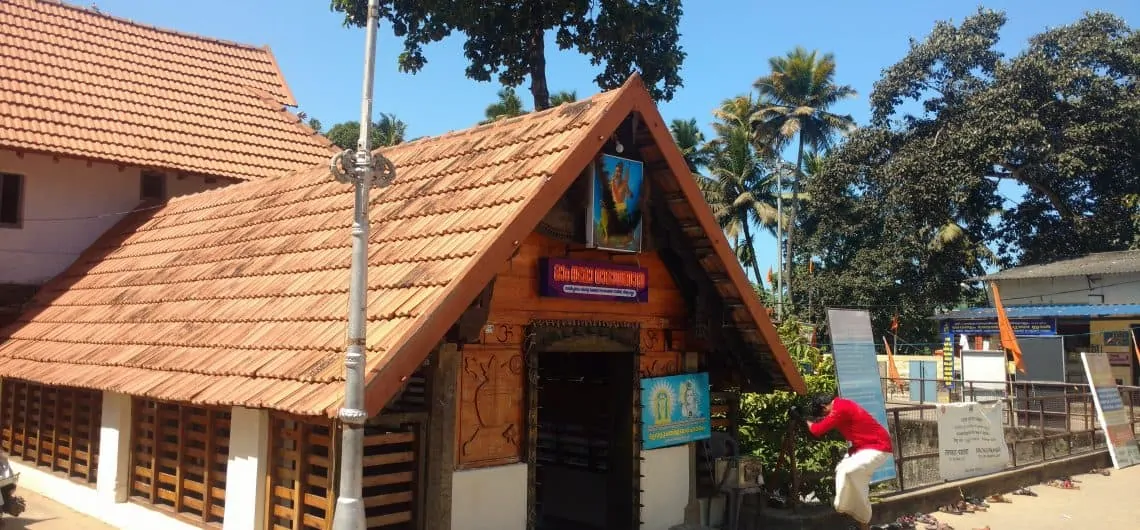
524 320 642 530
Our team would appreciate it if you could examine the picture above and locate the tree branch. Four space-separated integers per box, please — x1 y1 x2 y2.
991 162 1078 222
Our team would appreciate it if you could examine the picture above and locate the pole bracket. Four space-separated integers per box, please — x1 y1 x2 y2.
329 149 397 189
338 407 368 425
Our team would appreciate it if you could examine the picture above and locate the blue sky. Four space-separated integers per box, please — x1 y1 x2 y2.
91 0 1138 277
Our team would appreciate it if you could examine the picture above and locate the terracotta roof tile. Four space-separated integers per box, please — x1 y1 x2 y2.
0 0 335 180
0 81 626 416
0 75 805 416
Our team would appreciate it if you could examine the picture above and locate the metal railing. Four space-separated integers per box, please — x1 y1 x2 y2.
878 379 1140 493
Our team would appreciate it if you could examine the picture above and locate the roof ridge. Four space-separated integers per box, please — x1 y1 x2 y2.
35 0 267 52
241 86 338 152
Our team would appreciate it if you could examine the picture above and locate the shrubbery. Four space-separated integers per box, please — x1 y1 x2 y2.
737 317 847 503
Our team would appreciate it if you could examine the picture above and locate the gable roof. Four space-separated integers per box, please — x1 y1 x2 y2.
0 75 804 417
975 250 1140 281
0 0 335 180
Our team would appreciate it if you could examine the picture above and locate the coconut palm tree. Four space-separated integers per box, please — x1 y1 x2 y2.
752 47 856 304
701 97 781 285
374 113 408 147
550 90 578 106
482 87 527 124
482 87 578 125
669 118 713 173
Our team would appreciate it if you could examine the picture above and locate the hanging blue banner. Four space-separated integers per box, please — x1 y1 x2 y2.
641 372 712 450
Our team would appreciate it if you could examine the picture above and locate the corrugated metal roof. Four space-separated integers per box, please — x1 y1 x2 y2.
974 250 1140 281
932 304 1140 320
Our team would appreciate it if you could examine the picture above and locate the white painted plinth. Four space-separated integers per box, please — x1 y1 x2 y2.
10 459 198 530
451 463 528 530
641 444 691 530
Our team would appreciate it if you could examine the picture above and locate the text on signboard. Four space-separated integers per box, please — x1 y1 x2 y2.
551 262 647 290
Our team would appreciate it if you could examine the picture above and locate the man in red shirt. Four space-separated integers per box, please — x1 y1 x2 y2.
795 394 893 529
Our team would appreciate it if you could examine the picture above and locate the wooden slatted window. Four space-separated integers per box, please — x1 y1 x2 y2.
266 414 337 530
361 422 421 529
0 379 102 484
265 415 423 530
129 399 231 526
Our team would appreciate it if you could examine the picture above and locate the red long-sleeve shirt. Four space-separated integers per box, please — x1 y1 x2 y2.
808 397 893 454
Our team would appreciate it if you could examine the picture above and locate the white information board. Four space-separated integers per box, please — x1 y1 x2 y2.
936 401 1010 481
1081 352 1140 469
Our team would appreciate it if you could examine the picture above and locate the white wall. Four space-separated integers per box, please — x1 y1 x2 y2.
0 149 229 284
991 274 1140 306
640 445 691 530
451 463 528 530
222 407 270 530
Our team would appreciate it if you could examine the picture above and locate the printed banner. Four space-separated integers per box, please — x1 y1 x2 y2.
942 318 1056 336
942 335 955 383
538 257 648 303
641 372 712 450
1080 352 1140 469
936 402 1011 481
827 309 898 484
588 154 645 253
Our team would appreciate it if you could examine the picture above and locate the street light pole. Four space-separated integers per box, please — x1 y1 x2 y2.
329 0 394 528
775 168 784 321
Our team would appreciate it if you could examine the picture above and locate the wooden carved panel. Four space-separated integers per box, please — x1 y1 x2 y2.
639 350 681 378
456 347 525 468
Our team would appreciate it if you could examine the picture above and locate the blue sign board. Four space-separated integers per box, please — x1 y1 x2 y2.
826 309 898 484
942 318 1056 336
641 372 712 449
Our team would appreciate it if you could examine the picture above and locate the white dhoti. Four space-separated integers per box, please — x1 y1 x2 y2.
833 449 889 524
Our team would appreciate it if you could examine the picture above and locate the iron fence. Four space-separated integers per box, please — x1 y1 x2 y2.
877 379 1140 493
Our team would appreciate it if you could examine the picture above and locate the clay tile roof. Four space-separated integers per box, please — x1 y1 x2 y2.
0 75 805 417
0 0 335 180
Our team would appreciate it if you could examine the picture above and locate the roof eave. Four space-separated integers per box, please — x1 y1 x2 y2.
629 93 806 395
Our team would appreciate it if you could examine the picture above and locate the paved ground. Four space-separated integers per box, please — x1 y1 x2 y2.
0 490 111 530
5 468 1140 530
921 465 1140 529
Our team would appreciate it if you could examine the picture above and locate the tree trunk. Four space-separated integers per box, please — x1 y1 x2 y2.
527 15 551 110
784 134 804 311
742 222 764 290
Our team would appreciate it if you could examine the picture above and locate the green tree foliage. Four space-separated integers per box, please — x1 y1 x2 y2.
324 113 409 150
738 317 846 503
669 118 713 173
698 96 781 285
799 9 1139 334
550 90 578 106
481 87 527 124
329 0 686 110
481 87 578 125
752 47 856 306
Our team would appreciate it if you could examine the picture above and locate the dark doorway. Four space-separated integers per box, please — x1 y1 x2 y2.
531 350 637 530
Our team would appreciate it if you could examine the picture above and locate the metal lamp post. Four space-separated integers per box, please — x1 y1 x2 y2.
328 0 395 528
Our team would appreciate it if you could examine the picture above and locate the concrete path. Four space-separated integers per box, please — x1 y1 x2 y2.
1 489 112 530
922 465 1140 529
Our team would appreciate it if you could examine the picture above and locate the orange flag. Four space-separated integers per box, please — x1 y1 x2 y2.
890 314 900 333
882 336 902 382
808 260 815 274
767 266 775 286
991 283 1026 373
